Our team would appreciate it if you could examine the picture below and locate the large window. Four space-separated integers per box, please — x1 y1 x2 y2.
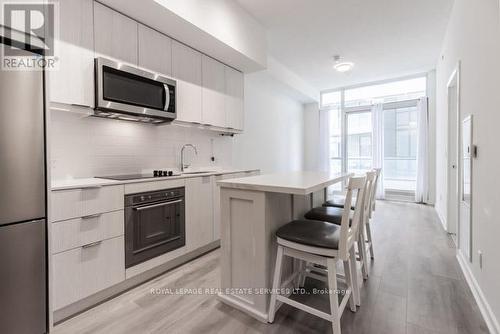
321 76 426 197
344 77 426 107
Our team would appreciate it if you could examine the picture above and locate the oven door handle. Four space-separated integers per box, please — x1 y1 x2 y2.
133 199 183 211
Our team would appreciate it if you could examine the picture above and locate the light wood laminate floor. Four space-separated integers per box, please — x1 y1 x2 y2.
53 201 488 334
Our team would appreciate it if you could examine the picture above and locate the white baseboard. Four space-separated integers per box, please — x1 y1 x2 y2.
436 208 447 231
456 250 500 334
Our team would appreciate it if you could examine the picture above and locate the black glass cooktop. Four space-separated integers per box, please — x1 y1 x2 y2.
96 174 154 181
96 172 180 181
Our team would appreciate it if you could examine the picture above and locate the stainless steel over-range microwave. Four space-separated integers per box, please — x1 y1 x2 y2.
95 57 176 123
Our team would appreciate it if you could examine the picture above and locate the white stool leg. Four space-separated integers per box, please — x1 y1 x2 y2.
342 259 356 312
366 222 374 259
349 246 361 306
357 228 369 280
327 257 342 334
268 245 284 323
297 260 307 287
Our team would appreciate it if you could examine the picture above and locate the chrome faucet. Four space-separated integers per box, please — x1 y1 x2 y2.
180 144 198 172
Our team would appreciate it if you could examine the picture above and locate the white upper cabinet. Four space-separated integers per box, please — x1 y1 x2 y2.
49 0 94 107
138 24 172 75
202 55 226 127
51 2 244 132
94 2 138 65
224 66 244 131
172 41 203 123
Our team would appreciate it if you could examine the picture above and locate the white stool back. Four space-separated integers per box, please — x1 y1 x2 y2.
338 176 367 260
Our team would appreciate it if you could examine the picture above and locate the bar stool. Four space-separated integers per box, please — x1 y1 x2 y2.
320 168 381 258
365 168 380 259
324 168 380 212
304 171 377 280
268 176 367 334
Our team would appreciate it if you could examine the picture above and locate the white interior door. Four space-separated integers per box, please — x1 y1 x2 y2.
446 73 459 238
460 116 472 261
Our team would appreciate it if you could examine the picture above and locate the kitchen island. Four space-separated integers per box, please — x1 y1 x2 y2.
216 171 352 322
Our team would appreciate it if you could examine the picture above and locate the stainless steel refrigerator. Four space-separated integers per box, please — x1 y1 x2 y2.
0 41 48 333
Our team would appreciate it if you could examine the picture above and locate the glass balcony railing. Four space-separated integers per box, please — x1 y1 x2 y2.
343 157 417 192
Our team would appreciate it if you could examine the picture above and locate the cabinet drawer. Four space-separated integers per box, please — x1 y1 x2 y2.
51 210 124 254
51 185 124 222
52 236 125 310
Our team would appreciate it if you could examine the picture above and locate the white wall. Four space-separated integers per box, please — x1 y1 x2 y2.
427 70 437 204
232 72 305 173
266 57 319 103
50 107 233 179
303 102 320 171
436 0 500 330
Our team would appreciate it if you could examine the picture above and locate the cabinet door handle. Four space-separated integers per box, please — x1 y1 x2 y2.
81 241 102 249
71 103 91 108
79 185 102 189
81 213 101 220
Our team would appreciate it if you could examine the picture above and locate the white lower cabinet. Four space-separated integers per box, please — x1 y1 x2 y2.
50 172 259 312
213 171 260 240
51 185 125 311
185 176 214 250
53 236 125 310
51 210 124 254
51 185 124 222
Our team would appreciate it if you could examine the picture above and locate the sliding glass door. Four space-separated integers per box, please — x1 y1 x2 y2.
346 111 373 175
328 103 342 192
383 106 418 192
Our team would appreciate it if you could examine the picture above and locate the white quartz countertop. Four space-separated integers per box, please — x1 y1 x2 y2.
217 171 352 195
52 169 260 191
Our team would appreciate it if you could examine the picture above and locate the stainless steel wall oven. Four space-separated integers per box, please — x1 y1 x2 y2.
125 187 185 268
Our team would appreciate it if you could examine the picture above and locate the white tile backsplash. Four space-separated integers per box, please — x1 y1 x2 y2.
50 107 234 179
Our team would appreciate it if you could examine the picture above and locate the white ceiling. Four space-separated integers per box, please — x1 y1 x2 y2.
236 0 454 91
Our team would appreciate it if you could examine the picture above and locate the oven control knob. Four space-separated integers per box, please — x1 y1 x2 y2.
140 196 145 201
170 192 175 197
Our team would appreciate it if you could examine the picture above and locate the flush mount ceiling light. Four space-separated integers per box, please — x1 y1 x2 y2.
333 55 354 73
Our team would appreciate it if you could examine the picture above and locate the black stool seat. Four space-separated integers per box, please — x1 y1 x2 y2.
276 220 341 249
304 206 352 226
323 196 356 210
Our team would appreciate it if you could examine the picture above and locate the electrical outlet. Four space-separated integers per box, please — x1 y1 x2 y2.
478 250 483 269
